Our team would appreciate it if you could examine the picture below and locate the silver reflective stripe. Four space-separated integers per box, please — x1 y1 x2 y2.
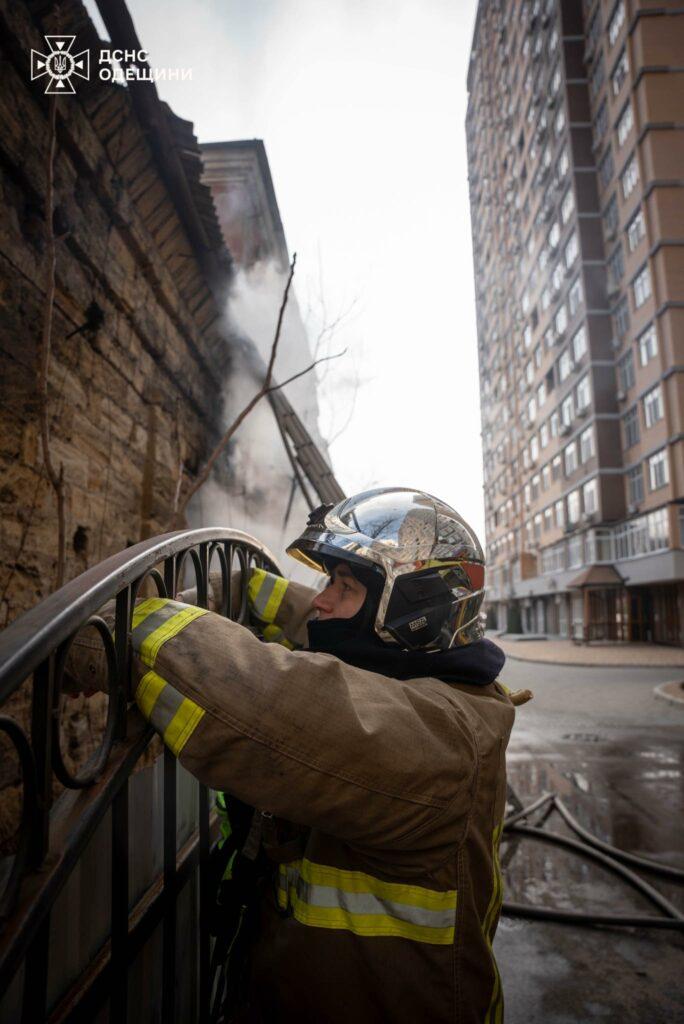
148 681 185 735
132 602 184 649
251 573 278 618
298 881 456 930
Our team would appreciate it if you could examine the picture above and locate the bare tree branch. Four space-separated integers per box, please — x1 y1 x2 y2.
36 96 66 590
267 349 346 394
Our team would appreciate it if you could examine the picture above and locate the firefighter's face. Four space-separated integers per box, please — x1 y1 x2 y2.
312 563 367 620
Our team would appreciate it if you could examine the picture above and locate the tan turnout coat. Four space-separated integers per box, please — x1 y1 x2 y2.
79 572 520 1022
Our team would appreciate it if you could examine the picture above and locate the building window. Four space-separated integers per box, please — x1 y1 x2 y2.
633 265 652 308
612 49 629 96
524 324 533 348
599 147 615 189
567 489 581 523
623 405 640 448
534 344 542 369
594 100 608 144
621 154 639 199
643 384 664 428
607 243 625 289
608 1 626 48
638 324 658 366
551 63 562 95
583 479 598 516
627 208 646 253
617 349 635 392
613 295 630 339
591 51 606 99
564 232 579 268
586 7 602 52
580 425 595 462
604 193 618 238
541 286 552 312
648 448 669 490
569 278 583 317
552 454 562 480
540 420 549 448
537 380 547 407
555 107 566 137
564 441 578 476
616 102 634 147
534 513 542 541
528 395 537 422
544 506 553 531
561 393 574 426
555 304 568 336
552 262 564 292
559 348 573 382
542 462 551 488
561 189 575 224
550 410 560 437
555 498 565 526
576 374 591 410
572 324 587 361
549 221 561 249
627 464 644 506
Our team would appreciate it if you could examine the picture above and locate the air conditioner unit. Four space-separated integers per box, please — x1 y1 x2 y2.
577 405 589 417
616 389 626 402
560 422 572 435
627 502 640 516
582 512 597 524
556 327 566 340
563 522 575 534
610 336 622 350
605 225 616 241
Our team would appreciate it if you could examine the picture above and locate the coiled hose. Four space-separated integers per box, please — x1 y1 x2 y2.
501 790 684 930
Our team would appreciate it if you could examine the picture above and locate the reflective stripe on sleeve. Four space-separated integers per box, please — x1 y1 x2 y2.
262 624 295 649
135 668 205 756
247 569 289 623
277 859 456 945
483 820 505 1024
131 598 209 668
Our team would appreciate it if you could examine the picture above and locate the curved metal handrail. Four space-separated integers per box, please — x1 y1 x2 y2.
0 527 280 702
0 527 283 1019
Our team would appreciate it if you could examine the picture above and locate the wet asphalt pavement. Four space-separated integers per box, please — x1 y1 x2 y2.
496 657 684 1023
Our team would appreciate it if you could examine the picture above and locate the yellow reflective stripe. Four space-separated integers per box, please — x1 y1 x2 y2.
278 859 456 945
163 698 205 756
300 859 457 912
137 605 208 668
247 569 289 624
484 821 505 1024
290 900 454 944
135 668 167 719
263 624 295 649
135 669 205 757
131 597 169 630
263 575 288 621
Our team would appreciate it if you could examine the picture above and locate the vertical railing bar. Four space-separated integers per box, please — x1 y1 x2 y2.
197 543 209 610
110 778 129 1022
21 913 50 1024
162 747 177 1023
164 554 176 601
30 657 54 866
198 782 211 1024
114 586 132 740
224 543 233 621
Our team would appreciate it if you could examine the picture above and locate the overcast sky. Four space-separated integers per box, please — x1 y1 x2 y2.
86 0 484 540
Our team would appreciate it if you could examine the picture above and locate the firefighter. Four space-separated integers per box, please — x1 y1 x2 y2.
72 488 530 1021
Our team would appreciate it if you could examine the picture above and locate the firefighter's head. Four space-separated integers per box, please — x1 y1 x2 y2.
287 487 486 651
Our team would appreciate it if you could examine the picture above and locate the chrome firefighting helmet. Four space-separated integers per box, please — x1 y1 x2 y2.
286 488 486 651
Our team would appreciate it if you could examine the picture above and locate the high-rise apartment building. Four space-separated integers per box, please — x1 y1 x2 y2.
466 0 684 643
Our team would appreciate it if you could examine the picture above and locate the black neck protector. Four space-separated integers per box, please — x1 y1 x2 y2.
307 597 504 686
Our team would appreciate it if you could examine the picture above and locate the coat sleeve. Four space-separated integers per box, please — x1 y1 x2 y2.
131 599 478 852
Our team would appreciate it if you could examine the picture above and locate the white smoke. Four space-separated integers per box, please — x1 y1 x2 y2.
187 260 329 585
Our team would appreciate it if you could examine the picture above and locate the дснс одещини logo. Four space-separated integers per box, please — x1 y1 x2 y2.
31 35 90 94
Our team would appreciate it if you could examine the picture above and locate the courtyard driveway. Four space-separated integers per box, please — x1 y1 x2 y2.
495 654 684 1023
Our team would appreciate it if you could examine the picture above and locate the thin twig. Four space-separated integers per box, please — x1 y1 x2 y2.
36 96 66 590
267 349 346 394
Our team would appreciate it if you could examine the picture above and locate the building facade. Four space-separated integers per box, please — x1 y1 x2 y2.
467 0 684 643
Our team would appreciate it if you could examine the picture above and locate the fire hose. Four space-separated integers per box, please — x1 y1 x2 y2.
501 789 684 930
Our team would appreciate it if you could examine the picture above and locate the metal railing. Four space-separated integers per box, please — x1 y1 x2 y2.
0 529 282 1023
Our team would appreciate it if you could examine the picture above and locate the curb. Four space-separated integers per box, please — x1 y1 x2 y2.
654 680 684 706
499 650 684 670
